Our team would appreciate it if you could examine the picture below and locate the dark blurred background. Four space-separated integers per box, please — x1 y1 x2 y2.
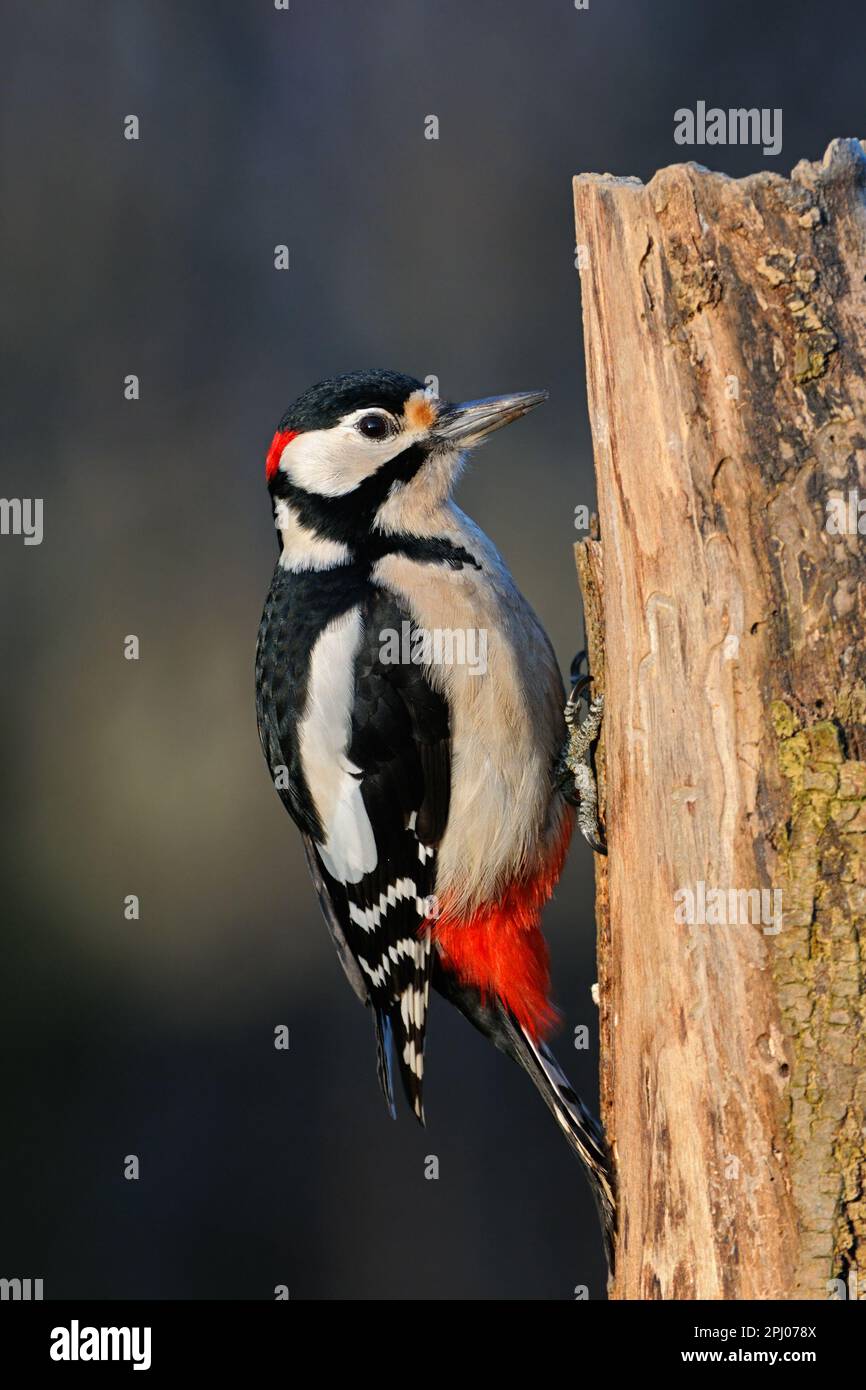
0 0 862 1301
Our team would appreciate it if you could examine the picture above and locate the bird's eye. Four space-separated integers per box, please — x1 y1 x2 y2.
356 412 392 441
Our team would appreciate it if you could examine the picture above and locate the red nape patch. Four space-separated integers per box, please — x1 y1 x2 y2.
265 429 298 482
433 823 572 1040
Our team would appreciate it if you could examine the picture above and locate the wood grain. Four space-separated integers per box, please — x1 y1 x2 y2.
573 140 866 1299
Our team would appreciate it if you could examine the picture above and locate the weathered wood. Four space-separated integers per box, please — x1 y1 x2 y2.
573 139 866 1300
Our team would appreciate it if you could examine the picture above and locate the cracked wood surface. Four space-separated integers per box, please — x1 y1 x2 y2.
574 139 866 1300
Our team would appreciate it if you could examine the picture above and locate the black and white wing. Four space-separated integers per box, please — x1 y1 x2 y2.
258 573 450 1122
311 590 450 1121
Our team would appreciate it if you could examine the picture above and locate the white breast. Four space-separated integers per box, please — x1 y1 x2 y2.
371 505 566 915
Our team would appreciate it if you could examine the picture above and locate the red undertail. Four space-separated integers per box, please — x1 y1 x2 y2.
433 818 572 1039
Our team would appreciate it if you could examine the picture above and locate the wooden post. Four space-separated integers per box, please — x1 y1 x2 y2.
573 139 866 1300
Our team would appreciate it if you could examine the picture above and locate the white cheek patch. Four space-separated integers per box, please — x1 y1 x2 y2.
280 427 374 496
279 419 404 498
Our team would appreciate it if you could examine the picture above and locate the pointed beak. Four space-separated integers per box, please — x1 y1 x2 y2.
432 390 548 447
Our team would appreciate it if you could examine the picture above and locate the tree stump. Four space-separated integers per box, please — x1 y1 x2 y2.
573 139 866 1300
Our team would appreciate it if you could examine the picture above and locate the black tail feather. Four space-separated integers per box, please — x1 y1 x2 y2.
517 1027 616 1273
373 1008 397 1119
433 960 616 1273
373 995 428 1126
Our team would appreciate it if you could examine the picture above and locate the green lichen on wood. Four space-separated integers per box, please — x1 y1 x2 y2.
771 701 865 1295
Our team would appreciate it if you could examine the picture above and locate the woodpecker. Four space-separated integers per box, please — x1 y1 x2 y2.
255 369 615 1263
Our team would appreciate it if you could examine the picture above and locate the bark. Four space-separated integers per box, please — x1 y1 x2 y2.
573 139 866 1300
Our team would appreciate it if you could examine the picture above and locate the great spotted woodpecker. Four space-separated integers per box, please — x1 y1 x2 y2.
255 369 615 1262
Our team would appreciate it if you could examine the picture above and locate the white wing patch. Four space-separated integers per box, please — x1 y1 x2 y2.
299 608 377 884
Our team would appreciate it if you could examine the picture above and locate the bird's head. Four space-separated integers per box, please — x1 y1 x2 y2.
264 369 547 546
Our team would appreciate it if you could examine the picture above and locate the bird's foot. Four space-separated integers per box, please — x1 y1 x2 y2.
559 653 606 855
